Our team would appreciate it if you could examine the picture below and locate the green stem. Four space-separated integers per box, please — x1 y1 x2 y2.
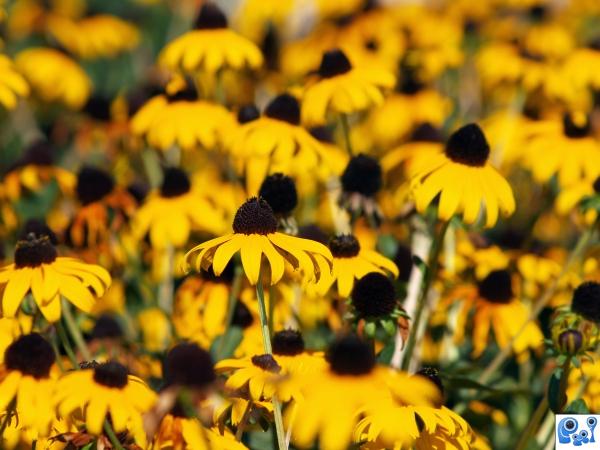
216 265 244 360
255 273 286 450
339 114 353 156
61 299 92 361
514 396 549 450
558 356 572 412
269 285 276 336
103 419 125 450
56 322 78 368
401 220 450 371
49 329 66 372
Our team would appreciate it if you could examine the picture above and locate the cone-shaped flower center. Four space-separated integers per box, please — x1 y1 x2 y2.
327 334 375 375
563 113 591 138
14 233 57 268
410 123 444 143
352 272 397 318
232 197 278 235
4 333 55 379
571 281 600 323
259 173 298 216
91 315 123 340
237 104 260 124
318 49 352 78
264 94 301 125
477 269 513 304
194 3 228 30
329 234 360 258
341 154 382 197
251 354 282 373
76 166 115 205
445 123 490 167
593 176 600 194
160 167 191 198
415 366 444 396
272 329 305 356
164 343 216 388
93 361 129 388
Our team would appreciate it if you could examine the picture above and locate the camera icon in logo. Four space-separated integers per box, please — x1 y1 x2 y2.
556 415 600 448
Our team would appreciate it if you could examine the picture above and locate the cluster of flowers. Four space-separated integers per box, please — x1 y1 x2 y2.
2 0 600 449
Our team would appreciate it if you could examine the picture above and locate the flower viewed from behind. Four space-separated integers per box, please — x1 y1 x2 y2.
185 197 333 285
410 123 516 227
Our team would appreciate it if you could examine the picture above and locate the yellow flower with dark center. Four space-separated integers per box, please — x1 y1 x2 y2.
159 3 263 75
228 94 342 195
0 223 111 322
46 14 139 59
15 47 91 110
133 168 226 249
0 55 29 110
184 197 332 286
130 89 235 152
288 335 439 450
301 48 395 126
215 353 283 401
55 361 156 438
448 270 543 361
323 234 397 297
522 112 600 187
0 334 57 437
567 356 600 412
410 123 515 227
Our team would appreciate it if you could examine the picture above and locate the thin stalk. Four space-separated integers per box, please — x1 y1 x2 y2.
339 114 353 156
269 285 276 336
158 245 175 313
56 322 78 367
49 330 66 372
216 265 243 359
255 273 286 450
557 356 572 412
401 220 450 370
61 299 92 361
478 224 597 385
104 420 125 450
514 397 548 450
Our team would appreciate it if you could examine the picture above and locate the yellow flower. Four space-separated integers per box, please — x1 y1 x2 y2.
15 47 91 110
131 92 236 152
448 270 543 361
185 197 332 286
216 354 283 401
133 168 226 249
0 226 111 322
55 361 156 438
0 334 57 437
0 55 29 110
323 234 398 297
301 49 395 126
159 3 262 75
410 123 515 227
138 308 171 352
46 13 139 59
567 356 600 412
517 253 562 298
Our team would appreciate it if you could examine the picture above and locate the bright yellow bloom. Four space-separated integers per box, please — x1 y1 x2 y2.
0 55 29 110
137 308 171 352
216 354 283 401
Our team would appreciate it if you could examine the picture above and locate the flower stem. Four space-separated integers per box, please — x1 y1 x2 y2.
401 220 449 371
104 419 125 450
61 298 92 361
339 113 353 156
255 273 287 450
514 396 549 450
558 356 572 412
56 322 78 367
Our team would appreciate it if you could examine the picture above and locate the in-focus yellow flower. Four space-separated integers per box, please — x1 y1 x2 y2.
301 48 395 126
0 225 111 322
448 270 543 361
0 334 57 437
0 54 29 109
185 197 332 286
46 14 139 59
133 168 225 249
55 361 156 438
15 47 91 110
410 123 515 227
159 3 262 75
323 234 398 297
216 353 282 401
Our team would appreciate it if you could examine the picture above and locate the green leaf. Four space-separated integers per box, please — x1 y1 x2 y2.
210 326 243 360
565 399 590 414
381 319 396 335
572 357 581 368
364 321 376 338
377 342 395 365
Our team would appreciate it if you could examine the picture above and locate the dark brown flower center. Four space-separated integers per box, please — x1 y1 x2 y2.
318 49 352 78
351 272 397 318
272 329 305 356
164 343 216 388
477 270 513 304
160 167 191 198
341 154 382 197
259 173 298 216
194 3 228 30
264 94 300 125
327 334 375 376
93 361 129 389
445 123 490 166
232 197 278 235
14 234 57 268
571 281 600 323
4 333 55 379
251 354 282 373
76 166 115 205
563 113 591 139
329 234 360 258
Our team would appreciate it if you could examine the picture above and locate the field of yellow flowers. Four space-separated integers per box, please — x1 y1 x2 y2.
1 0 600 449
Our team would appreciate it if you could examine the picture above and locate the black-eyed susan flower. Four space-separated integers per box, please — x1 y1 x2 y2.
339 154 383 224
571 281 600 324
522 112 600 187
301 48 395 126
0 223 111 322
216 353 282 401
323 234 397 297
133 167 225 250
184 197 332 285
159 3 263 75
555 175 600 224
259 173 298 233
449 269 544 361
287 334 439 450
15 47 91 110
0 55 29 110
0 334 56 438
46 13 139 59
55 361 156 439
410 123 516 227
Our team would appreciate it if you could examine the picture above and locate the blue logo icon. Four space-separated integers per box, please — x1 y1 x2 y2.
556 415 600 448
